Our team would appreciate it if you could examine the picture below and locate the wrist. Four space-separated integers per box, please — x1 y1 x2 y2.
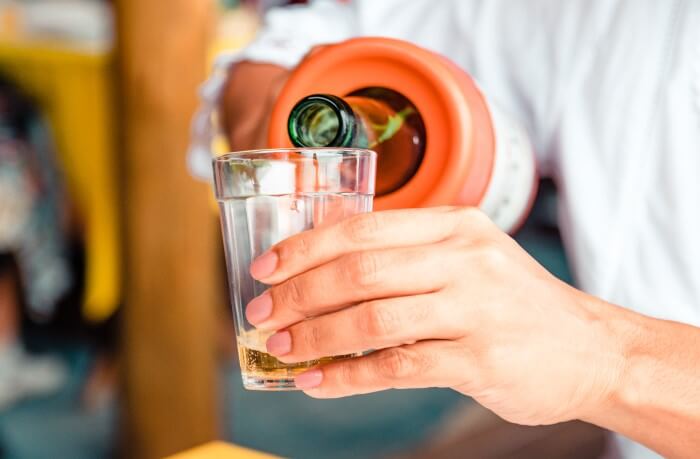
575 294 637 427
579 299 677 445
575 296 700 457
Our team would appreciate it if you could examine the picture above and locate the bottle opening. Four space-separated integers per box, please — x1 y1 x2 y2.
288 95 354 147
346 88 425 196
287 89 425 197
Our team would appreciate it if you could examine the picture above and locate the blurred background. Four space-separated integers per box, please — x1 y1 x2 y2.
0 0 605 458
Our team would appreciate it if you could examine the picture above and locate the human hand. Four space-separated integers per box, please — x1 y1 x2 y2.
246 207 626 426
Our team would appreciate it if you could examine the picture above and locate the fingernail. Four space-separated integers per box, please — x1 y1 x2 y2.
266 331 292 356
250 251 279 280
245 292 273 325
295 369 323 389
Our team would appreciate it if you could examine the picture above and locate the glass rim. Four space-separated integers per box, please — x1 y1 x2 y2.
213 147 376 163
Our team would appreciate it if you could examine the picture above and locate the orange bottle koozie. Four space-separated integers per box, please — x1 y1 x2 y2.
267 37 538 233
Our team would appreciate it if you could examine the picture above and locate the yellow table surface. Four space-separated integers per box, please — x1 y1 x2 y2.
167 442 280 459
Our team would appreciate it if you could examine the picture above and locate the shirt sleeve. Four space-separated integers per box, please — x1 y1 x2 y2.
188 0 360 181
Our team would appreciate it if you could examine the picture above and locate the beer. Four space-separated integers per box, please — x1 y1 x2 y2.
237 330 359 388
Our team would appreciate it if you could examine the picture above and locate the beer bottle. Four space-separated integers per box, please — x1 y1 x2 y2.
288 88 425 197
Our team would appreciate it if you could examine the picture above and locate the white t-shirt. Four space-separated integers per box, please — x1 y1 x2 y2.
190 1 700 457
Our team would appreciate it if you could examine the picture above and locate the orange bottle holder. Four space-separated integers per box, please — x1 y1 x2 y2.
268 37 498 211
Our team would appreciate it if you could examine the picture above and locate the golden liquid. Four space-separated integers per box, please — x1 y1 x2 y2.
237 330 357 378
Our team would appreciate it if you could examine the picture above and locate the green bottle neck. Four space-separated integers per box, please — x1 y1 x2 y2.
287 89 426 196
288 94 363 148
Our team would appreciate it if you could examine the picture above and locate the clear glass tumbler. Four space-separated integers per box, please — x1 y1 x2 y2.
213 148 376 390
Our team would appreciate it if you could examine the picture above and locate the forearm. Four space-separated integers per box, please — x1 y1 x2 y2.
584 299 700 458
220 61 290 151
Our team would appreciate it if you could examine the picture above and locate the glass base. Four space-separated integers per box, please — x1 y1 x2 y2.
242 374 300 391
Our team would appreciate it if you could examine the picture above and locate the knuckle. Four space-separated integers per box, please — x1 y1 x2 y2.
407 300 433 325
300 323 323 352
346 252 381 287
402 246 431 267
277 233 311 265
376 348 426 380
479 343 508 373
451 206 482 221
276 277 306 311
343 212 382 244
473 240 508 270
451 206 489 234
363 302 401 339
336 360 357 389
294 234 313 258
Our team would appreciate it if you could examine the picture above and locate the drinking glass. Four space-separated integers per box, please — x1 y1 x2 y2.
213 148 376 390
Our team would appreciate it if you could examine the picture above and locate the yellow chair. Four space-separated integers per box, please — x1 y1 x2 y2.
0 39 120 322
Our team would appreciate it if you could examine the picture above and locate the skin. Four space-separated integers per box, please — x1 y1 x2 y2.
223 64 700 458
0 272 19 348
220 62 290 151
243 208 700 459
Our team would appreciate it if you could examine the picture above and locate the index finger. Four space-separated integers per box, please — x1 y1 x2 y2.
250 206 486 284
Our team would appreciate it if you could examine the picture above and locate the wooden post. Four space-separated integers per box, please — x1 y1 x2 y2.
116 1 220 457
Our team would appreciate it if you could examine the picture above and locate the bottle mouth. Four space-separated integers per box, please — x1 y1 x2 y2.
347 87 426 197
288 94 356 147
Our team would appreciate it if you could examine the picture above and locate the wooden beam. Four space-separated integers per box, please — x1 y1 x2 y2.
116 1 220 457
